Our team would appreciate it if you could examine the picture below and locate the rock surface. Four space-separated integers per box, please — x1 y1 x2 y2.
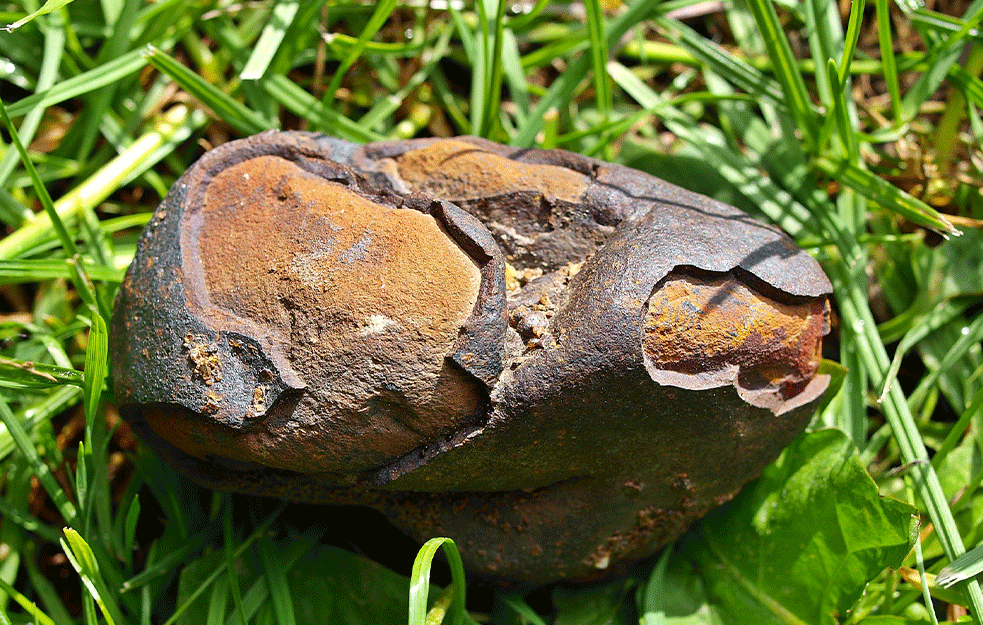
111 131 832 585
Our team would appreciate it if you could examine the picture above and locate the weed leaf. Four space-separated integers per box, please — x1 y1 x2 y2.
665 430 917 625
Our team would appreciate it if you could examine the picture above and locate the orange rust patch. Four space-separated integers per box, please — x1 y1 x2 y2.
644 275 826 398
175 155 485 470
196 155 480 340
394 140 589 203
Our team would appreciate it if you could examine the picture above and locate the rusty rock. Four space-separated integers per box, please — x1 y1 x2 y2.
110 131 832 585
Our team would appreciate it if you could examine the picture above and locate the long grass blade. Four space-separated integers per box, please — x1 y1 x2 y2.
3 0 75 31
743 0 817 149
814 157 958 235
938 543 983 588
145 47 270 134
0 396 76 524
61 529 125 625
0 105 204 259
408 538 473 625
240 0 300 80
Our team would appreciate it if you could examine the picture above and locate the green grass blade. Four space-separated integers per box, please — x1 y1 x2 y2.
814 157 958 235
61 528 124 625
655 16 785 104
408 538 473 625
223 500 249 625
584 0 611 128
240 0 300 80
0 97 77 257
501 597 548 625
912 7 983 37
262 74 383 142
0 258 125 285
907 311 983 410
932 384 983 469
82 314 108 425
826 60 859 160
0 387 83 461
875 0 903 124
0 394 76 524
207 574 229 625
163 504 285 625
0 105 203 259
803 0 844 108
256 538 296 625
901 1 983 121
878 302 965 400
0 356 84 388
122 496 141 571
0 497 62 542
938 543 983 588
121 537 204 592
500 28 529 121
145 46 270 134
513 0 663 146
23 541 76 625
483 0 508 140
743 0 817 150
0 8 65 190
840 0 866 80
3 0 75 31
0 577 56 625
321 0 397 106
6 48 149 118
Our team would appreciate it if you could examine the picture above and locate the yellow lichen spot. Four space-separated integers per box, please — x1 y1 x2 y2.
183 333 222 385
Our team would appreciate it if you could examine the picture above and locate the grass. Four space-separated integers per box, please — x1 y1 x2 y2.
0 0 982 623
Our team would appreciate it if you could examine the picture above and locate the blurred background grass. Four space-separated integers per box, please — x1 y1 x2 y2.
1 0 983 622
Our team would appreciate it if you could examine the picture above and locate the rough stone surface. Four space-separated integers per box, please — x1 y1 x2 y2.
111 131 833 585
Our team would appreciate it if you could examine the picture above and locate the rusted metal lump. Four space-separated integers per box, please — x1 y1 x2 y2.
110 131 832 585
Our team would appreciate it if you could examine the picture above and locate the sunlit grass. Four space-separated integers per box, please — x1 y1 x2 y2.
1 0 982 623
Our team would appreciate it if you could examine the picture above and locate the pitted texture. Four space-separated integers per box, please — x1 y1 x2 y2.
111 131 834 586
393 139 590 203
644 274 828 412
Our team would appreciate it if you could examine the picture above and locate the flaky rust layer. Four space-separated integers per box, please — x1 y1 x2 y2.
644 274 827 404
144 153 488 473
393 139 590 203
196 155 481 344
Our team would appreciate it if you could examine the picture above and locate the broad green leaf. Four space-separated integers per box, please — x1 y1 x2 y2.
671 429 917 625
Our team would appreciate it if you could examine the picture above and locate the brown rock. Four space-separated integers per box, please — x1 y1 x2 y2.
111 131 832 585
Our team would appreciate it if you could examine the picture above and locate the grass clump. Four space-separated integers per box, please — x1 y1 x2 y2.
1 0 983 623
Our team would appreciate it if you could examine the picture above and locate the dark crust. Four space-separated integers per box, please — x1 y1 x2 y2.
112 131 834 585
111 131 507 429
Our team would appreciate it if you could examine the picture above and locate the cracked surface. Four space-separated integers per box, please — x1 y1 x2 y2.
111 132 834 586
149 154 486 473
644 273 828 412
